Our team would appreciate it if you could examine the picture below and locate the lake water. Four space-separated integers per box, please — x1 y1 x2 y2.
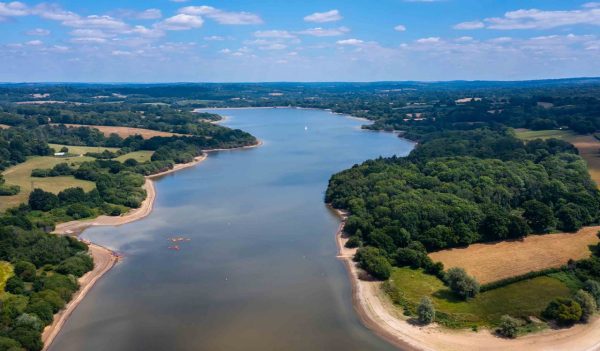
49 108 414 351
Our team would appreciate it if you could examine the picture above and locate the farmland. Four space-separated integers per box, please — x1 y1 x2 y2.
56 123 184 139
115 150 155 163
0 155 95 211
49 143 119 155
429 227 600 284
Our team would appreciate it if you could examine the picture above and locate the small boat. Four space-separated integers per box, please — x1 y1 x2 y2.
168 245 180 251
168 237 191 242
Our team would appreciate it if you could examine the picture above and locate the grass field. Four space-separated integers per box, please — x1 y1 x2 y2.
429 227 600 284
0 261 13 294
1 156 95 211
49 143 119 155
115 150 154 163
514 128 577 141
56 123 183 139
388 267 571 327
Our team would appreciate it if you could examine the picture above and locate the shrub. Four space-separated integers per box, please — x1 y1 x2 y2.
583 279 600 306
543 298 582 326
5 276 25 295
56 255 94 277
355 247 392 280
498 315 520 338
28 189 59 212
10 326 42 351
15 313 43 332
0 336 22 351
417 296 435 324
345 236 361 248
445 267 480 299
14 261 37 282
574 290 597 322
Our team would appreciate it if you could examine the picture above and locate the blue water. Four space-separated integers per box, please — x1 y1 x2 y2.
49 108 414 351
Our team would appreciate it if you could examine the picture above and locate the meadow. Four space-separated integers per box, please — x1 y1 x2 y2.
56 124 183 139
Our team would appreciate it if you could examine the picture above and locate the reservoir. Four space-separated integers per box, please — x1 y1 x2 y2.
49 108 414 351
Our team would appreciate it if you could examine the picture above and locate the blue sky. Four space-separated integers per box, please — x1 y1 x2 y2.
1 0 600 82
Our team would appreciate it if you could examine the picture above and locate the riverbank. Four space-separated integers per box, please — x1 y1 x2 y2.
333 209 600 351
45 140 261 350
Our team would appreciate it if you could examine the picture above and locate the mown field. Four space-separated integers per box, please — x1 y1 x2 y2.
56 123 183 139
429 227 600 284
0 156 95 211
49 143 119 155
514 128 577 141
387 267 572 328
115 150 154 163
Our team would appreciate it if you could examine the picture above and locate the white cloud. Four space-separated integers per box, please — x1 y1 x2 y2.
416 37 441 43
219 48 231 54
259 43 287 50
304 9 342 23
297 26 349 37
32 3 78 21
157 14 203 31
70 29 112 38
25 40 43 46
457 4 600 30
179 6 262 25
0 1 28 18
336 38 364 45
454 21 485 30
116 8 162 20
254 30 296 39
455 36 473 42
25 28 50 36
394 24 407 32
205 35 225 41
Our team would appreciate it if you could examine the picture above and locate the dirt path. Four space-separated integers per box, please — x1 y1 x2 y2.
333 209 600 351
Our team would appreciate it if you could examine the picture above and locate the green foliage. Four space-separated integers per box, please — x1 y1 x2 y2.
497 315 520 338
417 297 435 324
522 200 556 233
543 298 582 326
27 189 58 212
56 255 94 277
355 247 392 280
13 261 36 282
583 280 600 306
445 267 480 299
573 290 597 322
5 276 25 295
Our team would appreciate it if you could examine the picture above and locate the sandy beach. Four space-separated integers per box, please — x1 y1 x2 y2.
44 141 262 350
333 209 600 351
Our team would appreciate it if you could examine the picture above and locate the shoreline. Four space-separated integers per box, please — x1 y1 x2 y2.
332 208 600 351
44 140 260 350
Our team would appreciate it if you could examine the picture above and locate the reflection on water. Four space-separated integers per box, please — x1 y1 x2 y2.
49 108 414 351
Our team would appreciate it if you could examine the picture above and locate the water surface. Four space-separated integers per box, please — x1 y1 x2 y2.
50 108 414 351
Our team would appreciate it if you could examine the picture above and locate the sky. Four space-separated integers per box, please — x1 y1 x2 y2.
1 0 600 82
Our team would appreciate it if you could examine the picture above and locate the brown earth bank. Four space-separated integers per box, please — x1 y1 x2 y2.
429 227 600 284
333 208 600 351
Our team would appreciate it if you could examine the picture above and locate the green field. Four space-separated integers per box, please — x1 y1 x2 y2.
387 267 571 328
115 150 154 163
513 129 577 141
49 143 119 155
0 261 13 294
1 156 96 211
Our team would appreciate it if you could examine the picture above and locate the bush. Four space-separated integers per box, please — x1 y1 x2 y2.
14 261 37 282
15 313 43 332
498 315 520 338
56 255 94 277
574 290 597 322
0 336 22 351
355 247 392 280
583 279 600 306
66 203 93 219
417 296 435 324
10 326 42 351
543 298 582 326
28 189 59 212
345 236 361 248
5 276 25 295
445 267 480 299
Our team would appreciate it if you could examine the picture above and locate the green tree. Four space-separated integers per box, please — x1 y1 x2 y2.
584 279 600 306
5 276 25 295
417 296 435 324
445 267 480 299
574 290 597 322
522 200 556 233
543 298 582 326
14 261 36 282
28 189 59 212
355 247 392 280
498 315 520 338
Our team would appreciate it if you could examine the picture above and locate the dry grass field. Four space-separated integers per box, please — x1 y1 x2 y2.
565 134 600 186
429 226 600 284
1 156 95 211
115 150 154 163
55 123 183 139
49 143 119 155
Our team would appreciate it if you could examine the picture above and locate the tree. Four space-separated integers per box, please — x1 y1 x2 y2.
543 298 582 326
417 296 435 324
498 315 520 338
355 247 392 280
5 276 25 295
556 203 584 232
479 211 510 240
445 267 480 299
14 261 36 282
584 279 600 306
522 200 555 233
574 290 597 322
60 146 69 153
28 189 59 212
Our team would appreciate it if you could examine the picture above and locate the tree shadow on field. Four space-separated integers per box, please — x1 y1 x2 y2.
432 288 465 303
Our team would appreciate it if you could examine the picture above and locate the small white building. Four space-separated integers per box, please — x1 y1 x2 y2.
54 152 66 157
